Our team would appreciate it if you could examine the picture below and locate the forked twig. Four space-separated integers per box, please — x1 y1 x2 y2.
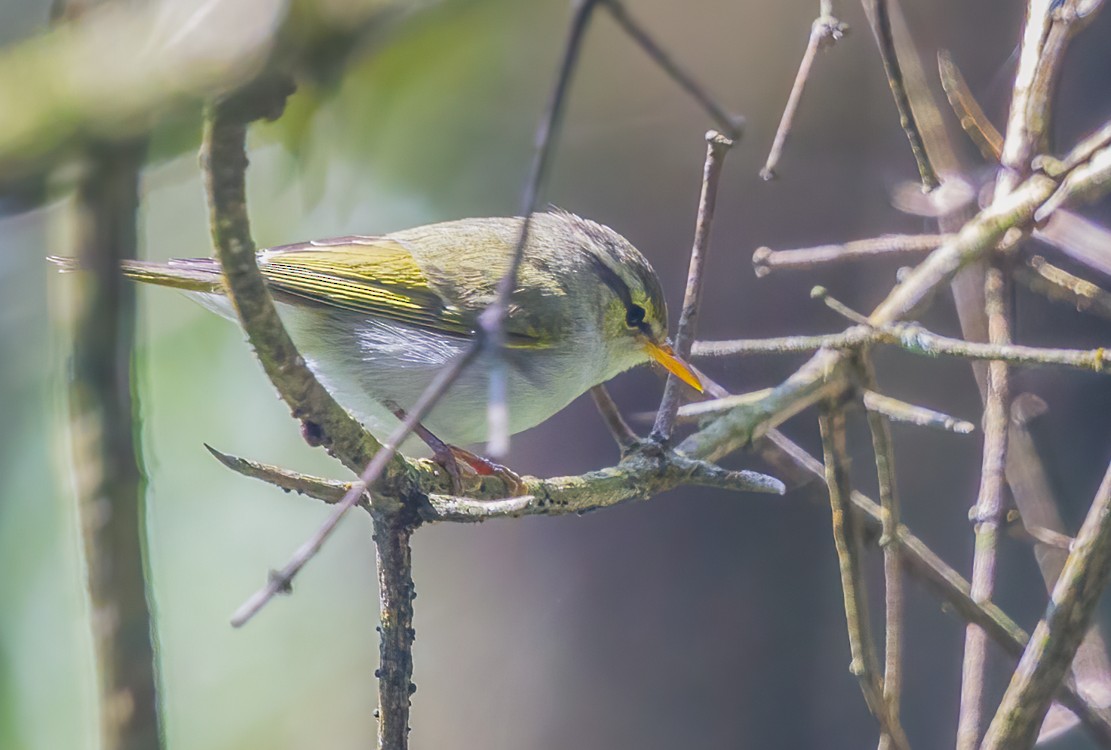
818 404 911 750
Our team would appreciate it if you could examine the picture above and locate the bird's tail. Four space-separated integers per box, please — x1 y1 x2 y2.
47 256 225 294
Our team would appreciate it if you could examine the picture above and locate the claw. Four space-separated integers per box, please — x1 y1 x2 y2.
448 446 525 496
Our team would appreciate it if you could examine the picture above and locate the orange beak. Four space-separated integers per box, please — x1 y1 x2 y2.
643 339 704 393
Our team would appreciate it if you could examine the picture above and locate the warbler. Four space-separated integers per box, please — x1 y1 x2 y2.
51 211 700 451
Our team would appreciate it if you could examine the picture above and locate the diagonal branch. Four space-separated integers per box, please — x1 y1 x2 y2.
760 5 848 180
860 0 939 189
981 458 1111 749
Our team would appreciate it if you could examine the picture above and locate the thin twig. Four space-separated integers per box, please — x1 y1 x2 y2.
812 286 873 325
228 345 480 628
590 385 639 452
652 130 733 442
68 137 160 750
860 0 939 189
955 265 1012 750
760 8 848 180
861 390 975 434
937 49 1005 161
818 405 911 750
982 458 1111 749
858 361 906 750
483 0 599 456
691 321 1111 374
681 385 976 436
1017 255 1111 320
600 0 742 137
752 234 944 276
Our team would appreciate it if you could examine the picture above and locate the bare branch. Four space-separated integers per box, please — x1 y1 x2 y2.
982 459 1111 749
374 516 416 750
860 0 939 189
483 0 599 456
752 234 944 276
955 265 1012 750
859 362 906 750
228 345 479 628
1016 255 1111 321
758 429 1111 744
590 386 640 452
861 390 975 434
760 9 848 180
652 130 733 442
938 49 1004 161
692 322 1111 374
600 0 742 136
818 405 910 750
200 80 398 486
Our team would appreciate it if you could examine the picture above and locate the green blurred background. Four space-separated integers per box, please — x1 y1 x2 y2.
2 0 1111 748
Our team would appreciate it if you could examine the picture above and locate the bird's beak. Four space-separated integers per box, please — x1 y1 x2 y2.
643 338 704 393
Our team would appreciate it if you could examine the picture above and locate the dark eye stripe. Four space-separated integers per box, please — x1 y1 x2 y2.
588 254 639 319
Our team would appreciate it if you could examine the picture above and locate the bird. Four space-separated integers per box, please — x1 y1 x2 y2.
50 210 701 464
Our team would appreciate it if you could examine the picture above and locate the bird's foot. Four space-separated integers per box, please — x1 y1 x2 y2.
386 402 523 496
446 446 525 497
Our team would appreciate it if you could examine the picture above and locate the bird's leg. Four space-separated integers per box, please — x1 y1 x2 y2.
385 401 524 496
384 401 463 493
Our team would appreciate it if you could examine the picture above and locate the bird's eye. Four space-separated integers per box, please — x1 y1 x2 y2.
625 304 646 328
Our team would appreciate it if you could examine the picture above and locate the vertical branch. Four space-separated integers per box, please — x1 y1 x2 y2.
818 406 911 750
955 265 1013 749
651 130 733 442
374 515 417 750
981 458 1111 749
69 138 161 750
859 361 905 750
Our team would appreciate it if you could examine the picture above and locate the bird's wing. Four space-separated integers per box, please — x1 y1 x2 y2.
259 236 545 346
259 236 474 338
